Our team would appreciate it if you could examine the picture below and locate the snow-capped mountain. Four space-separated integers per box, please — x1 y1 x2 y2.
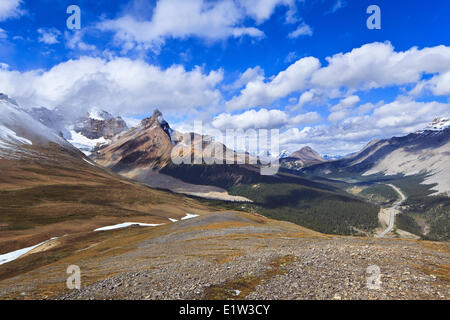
417 117 450 133
27 107 128 155
0 94 72 160
303 119 450 195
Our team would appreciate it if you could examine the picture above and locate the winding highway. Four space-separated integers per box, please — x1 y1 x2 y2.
377 184 407 238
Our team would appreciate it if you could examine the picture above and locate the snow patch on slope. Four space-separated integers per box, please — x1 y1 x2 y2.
0 238 57 266
0 125 32 146
94 222 164 231
181 214 200 220
67 130 108 156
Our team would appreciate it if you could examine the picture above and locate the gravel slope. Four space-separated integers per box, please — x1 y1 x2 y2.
0 212 448 300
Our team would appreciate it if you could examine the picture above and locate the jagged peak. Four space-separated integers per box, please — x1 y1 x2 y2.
140 109 174 143
416 117 450 134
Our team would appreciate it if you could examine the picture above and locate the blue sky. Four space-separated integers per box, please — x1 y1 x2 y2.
0 0 449 155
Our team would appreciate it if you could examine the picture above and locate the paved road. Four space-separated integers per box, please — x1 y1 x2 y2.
377 184 407 238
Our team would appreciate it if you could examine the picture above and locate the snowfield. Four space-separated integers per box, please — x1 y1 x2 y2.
68 130 108 156
0 125 32 146
94 222 164 232
0 238 57 266
181 214 200 220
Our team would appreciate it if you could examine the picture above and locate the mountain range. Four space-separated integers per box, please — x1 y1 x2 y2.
303 117 450 196
0 93 449 300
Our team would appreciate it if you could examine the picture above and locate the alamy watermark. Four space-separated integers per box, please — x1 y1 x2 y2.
366 5 381 30
66 5 81 30
66 265 81 290
170 121 280 176
366 265 382 290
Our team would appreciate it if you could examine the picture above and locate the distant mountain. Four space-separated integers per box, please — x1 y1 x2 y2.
0 94 75 161
280 146 325 170
91 110 339 200
303 118 450 195
27 107 128 155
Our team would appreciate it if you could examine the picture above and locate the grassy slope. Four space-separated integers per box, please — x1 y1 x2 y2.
0 144 212 253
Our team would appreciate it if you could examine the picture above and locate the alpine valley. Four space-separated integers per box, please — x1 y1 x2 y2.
0 93 448 300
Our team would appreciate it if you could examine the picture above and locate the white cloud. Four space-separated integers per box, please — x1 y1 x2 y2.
37 28 61 45
213 109 289 130
356 102 376 114
281 97 450 155
429 71 450 96
65 30 97 51
328 110 348 122
212 108 320 130
96 0 300 52
295 89 325 108
226 56 320 110
238 0 296 23
226 42 450 121
288 23 313 38
311 42 450 90
326 0 347 14
0 57 224 118
98 0 293 52
0 28 7 39
297 90 314 106
0 0 24 21
373 97 449 129
224 66 264 91
284 51 298 63
339 95 360 107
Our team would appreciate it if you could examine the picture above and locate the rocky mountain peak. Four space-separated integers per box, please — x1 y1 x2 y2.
290 146 324 162
141 109 173 141
74 110 128 140
426 117 450 131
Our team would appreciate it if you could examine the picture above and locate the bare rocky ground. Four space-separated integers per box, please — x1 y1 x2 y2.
0 211 448 300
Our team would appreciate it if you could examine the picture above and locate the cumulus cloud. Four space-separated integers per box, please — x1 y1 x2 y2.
281 97 450 155
97 0 300 52
295 89 326 108
238 0 296 23
37 28 61 45
224 66 265 91
212 108 321 130
226 56 320 110
65 30 97 51
0 0 24 21
311 42 450 89
227 42 450 113
429 71 450 96
328 95 360 121
0 57 224 118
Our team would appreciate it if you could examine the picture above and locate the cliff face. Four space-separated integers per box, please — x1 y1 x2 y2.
92 109 174 172
74 114 128 140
